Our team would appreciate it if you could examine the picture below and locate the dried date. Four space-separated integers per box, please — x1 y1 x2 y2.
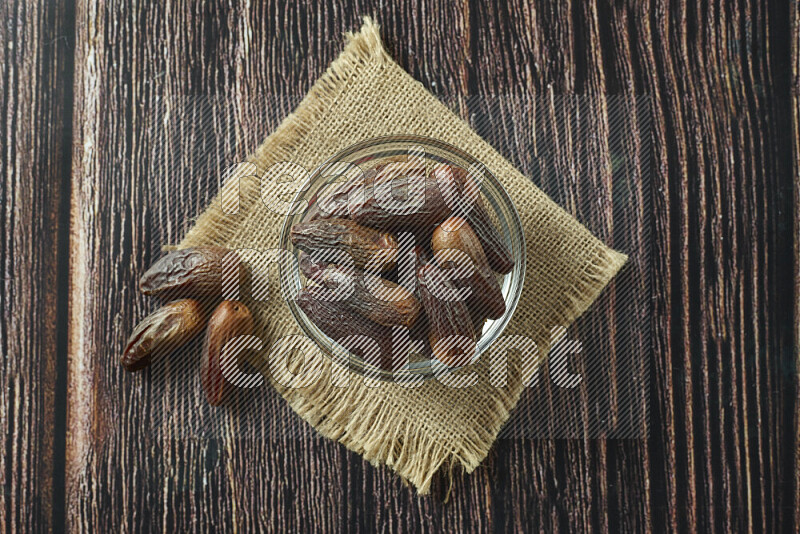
432 164 514 274
297 250 330 281
290 218 398 272
417 263 476 367
432 217 506 319
296 287 394 370
314 265 421 328
311 168 377 220
139 246 237 298
120 299 207 372
347 162 452 230
201 300 255 406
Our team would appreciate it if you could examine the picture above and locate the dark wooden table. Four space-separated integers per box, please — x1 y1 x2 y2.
2 0 798 532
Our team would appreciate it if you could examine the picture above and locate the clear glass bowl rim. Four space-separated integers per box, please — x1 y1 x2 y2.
279 135 526 382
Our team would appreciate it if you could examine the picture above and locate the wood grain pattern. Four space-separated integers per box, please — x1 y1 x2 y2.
793 0 800 529
0 0 793 531
0 0 72 532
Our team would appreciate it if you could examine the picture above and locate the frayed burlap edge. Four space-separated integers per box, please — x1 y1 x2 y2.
272 243 626 494
180 17 628 494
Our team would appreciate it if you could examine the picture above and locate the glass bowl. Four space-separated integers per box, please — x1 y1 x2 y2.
280 135 525 381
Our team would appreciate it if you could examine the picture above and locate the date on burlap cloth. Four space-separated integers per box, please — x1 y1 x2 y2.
178 18 627 493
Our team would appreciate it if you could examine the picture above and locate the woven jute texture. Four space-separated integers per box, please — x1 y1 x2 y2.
180 18 627 493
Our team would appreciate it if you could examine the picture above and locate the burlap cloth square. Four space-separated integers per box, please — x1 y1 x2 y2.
179 18 627 493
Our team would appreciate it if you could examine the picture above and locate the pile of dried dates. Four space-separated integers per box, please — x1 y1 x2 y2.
291 160 513 370
121 159 513 405
121 246 252 406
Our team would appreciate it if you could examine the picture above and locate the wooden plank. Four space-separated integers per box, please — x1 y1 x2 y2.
0 0 72 532
64 0 796 533
470 3 652 532
792 0 800 528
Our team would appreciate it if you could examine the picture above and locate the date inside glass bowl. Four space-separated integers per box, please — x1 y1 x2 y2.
280 136 525 382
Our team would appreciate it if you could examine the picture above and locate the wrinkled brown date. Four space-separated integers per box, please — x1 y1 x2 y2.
296 287 394 370
121 299 207 372
313 161 456 230
432 217 506 320
347 162 453 230
139 246 237 298
432 164 514 274
311 168 377 221
290 218 398 272
297 250 330 280
313 265 421 328
416 263 476 367
466 201 514 274
201 300 255 406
